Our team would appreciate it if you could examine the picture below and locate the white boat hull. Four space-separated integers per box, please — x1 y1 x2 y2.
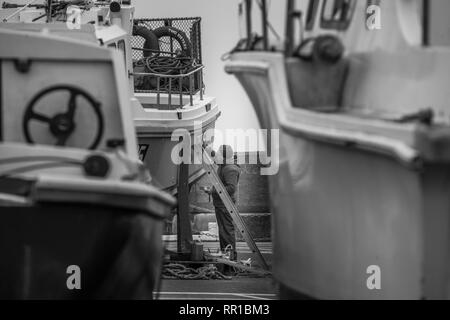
133 96 220 190
226 52 450 299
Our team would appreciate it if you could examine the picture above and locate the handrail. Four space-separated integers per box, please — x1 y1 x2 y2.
225 57 422 168
132 65 204 108
132 65 204 78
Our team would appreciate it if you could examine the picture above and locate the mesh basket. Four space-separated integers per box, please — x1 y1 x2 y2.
132 17 203 96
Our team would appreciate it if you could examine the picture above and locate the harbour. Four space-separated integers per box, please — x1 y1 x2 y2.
1 0 450 304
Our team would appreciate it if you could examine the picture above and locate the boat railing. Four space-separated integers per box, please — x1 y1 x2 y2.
132 64 204 109
131 17 204 109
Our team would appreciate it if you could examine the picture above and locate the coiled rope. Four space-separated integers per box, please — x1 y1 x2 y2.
162 263 232 280
134 55 198 92
135 55 198 75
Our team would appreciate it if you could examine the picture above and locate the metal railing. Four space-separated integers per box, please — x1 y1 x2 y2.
132 65 204 109
132 17 204 109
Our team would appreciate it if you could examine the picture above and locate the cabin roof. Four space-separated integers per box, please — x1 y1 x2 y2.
0 22 98 43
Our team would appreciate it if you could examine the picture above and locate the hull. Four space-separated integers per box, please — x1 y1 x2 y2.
0 17 176 300
226 52 450 299
0 203 164 300
0 145 175 300
273 140 450 299
133 96 220 190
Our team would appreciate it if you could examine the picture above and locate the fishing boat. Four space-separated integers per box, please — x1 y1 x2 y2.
0 8 175 298
226 0 450 299
130 16 220 192
1 0 220 253
1 1 220 190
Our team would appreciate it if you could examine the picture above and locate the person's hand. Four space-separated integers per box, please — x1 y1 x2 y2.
200 186 212 195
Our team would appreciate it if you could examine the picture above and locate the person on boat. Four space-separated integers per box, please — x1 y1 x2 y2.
206 145 241 260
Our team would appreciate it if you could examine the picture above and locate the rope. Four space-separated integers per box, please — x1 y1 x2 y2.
134 55 198 92
141 56 197 75
162 263 232 280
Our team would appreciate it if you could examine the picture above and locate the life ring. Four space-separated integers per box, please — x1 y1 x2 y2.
132 25 160 58
153 26 192 57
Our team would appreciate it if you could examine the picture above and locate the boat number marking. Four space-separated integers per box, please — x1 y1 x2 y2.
138 144 149 161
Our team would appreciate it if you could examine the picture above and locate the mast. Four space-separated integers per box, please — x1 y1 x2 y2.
285 0 295 56
261 0 268 50
245 0 252 49
46 0 53 23
422 0 429 46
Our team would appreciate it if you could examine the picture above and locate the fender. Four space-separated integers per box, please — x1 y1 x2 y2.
132 25 160 57
153 26 192 57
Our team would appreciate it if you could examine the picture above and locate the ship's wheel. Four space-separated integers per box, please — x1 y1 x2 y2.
23 85 104 150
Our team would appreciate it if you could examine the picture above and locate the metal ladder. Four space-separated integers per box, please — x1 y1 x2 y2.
200 148 269 271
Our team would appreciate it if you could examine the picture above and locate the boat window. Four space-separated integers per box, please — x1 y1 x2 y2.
305 0 320 30
320 0 356 30
118 40 126 66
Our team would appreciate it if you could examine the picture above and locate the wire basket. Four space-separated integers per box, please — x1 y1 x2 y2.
132 17 203 98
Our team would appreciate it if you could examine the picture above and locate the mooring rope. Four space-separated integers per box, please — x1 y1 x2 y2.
162 263 232 280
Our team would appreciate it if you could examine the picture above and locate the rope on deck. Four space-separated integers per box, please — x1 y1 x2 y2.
162 263 232 280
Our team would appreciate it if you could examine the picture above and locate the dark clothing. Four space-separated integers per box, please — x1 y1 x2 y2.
212 164 240 258
212 164 241 208
215 206 237 259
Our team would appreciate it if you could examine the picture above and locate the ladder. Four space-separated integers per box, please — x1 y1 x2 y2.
199 148 269 271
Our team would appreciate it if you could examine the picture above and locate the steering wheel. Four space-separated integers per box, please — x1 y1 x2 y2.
23 85 104 150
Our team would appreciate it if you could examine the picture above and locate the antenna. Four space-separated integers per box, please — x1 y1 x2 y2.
46 0 53 23
245 0 252 49
285 0 295 56
261 0 268 50
422 0 429 46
